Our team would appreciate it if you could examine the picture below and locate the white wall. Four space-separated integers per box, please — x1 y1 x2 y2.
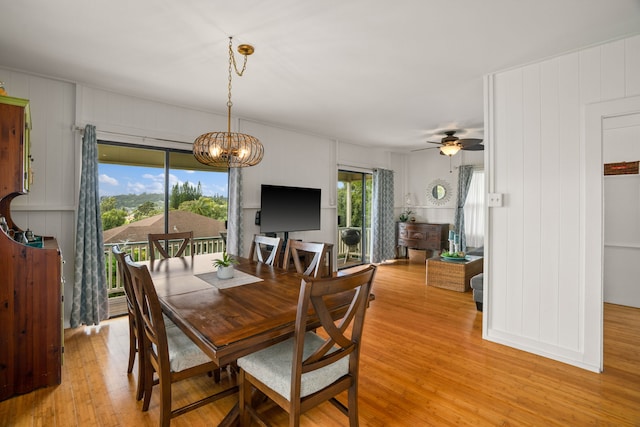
485 34 640 372
0 73 405 327
406 149 484 225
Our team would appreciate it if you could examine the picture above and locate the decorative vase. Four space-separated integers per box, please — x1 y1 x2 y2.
216 265 234 280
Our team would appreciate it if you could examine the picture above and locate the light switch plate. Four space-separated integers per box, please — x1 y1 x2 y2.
487 193 503 207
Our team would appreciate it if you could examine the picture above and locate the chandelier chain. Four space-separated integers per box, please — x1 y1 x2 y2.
227 37 249 109
192 36 263 168
229 37 249 77
227 41 233 109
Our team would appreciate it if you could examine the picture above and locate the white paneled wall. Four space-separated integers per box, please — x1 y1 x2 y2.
0 73 403 327
485 34 640 372
76 85 227 145
239 119 337 252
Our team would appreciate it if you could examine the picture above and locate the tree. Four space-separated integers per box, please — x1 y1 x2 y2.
178 196 228 221
170 181 202 209
102 208 127 230
133 201 159 221
100 196 117 212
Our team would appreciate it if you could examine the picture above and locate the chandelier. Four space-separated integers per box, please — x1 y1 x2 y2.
193 37 264 168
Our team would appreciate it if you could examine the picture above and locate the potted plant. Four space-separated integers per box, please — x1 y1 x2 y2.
399 209 413 222
213 251 238 279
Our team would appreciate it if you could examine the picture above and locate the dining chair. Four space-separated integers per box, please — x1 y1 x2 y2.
124 256 237 427
148 231 193 262
237 264 377 426
282 239 330 278
112 245 145 401
247 234 283 267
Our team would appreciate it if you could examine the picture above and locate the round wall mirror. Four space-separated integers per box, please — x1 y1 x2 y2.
426 179 452 206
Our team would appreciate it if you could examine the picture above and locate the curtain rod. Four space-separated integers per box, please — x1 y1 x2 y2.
337 163 374 173
72 125 192 146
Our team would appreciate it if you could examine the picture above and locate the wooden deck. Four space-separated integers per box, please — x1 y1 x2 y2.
1 259 638 426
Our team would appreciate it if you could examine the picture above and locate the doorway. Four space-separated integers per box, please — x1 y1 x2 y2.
602 112 640 308
585 94 640 372
337 170 372 269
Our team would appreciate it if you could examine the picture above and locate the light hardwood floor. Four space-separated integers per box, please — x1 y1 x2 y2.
1 260 638 426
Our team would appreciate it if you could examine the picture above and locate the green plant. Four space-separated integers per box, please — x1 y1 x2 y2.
399 209 413 222
212 251 238 268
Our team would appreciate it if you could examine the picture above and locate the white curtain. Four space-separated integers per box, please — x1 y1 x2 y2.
463 170 485 249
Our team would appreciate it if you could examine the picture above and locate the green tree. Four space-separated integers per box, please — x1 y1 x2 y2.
133 200 159 220
178 196 228 221
102 208 127 230
179 198 214 217
170 181 202 209
100 196 117 212
336 178 372 227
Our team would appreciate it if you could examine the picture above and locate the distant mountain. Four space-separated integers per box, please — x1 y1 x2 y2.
102 193 164 210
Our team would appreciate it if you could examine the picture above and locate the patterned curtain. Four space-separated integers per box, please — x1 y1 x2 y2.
371 168 395 263
71 125 108 328
454 165 474 252
226 167 243 256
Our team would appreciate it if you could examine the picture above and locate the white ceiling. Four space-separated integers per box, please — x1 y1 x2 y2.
1 1 639 151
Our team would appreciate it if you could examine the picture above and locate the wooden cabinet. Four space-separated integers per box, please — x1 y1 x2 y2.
397 222 449 254
0 96 62 401
0 96 31 195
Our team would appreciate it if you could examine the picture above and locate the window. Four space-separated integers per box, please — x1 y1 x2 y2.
98 142 229 249
464 170 484 249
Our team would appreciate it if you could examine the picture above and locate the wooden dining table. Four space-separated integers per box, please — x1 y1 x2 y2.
145 253 360 426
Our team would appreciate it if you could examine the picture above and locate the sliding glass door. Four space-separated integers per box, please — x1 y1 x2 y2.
98 141 229 316
337 170 372 269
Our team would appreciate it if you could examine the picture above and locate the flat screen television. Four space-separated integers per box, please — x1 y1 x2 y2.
259 184 321 234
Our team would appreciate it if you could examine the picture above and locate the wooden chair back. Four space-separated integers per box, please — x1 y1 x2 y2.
112 245 145 400
282 239 329 278
239 264 377 425
125 257 171 399
124 256 236 426
248 234 283 266
148 231 193 262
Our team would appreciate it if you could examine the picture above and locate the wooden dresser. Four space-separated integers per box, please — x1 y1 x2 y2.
0 95 63 401
397 222 449 255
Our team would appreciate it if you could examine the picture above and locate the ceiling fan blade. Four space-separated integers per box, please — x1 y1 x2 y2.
458 138 483 148
461 144 484 151
425 140 444 146
411 146 441 152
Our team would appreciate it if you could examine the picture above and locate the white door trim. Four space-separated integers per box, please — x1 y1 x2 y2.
584 95 640 372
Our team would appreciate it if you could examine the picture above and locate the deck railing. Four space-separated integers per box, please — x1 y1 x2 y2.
105 230 370 316
104 236 225 316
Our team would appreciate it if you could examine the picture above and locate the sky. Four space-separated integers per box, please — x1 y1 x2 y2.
98 163 229 198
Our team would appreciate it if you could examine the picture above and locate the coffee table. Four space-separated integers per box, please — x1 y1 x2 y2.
426 255 483 292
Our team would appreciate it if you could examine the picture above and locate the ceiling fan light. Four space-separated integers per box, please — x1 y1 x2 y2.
440 145 461 156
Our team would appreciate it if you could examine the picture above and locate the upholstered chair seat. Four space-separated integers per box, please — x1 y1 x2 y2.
238 332 348 400
164 324 213 373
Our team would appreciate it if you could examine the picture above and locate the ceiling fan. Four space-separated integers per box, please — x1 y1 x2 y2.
413 130 484 156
